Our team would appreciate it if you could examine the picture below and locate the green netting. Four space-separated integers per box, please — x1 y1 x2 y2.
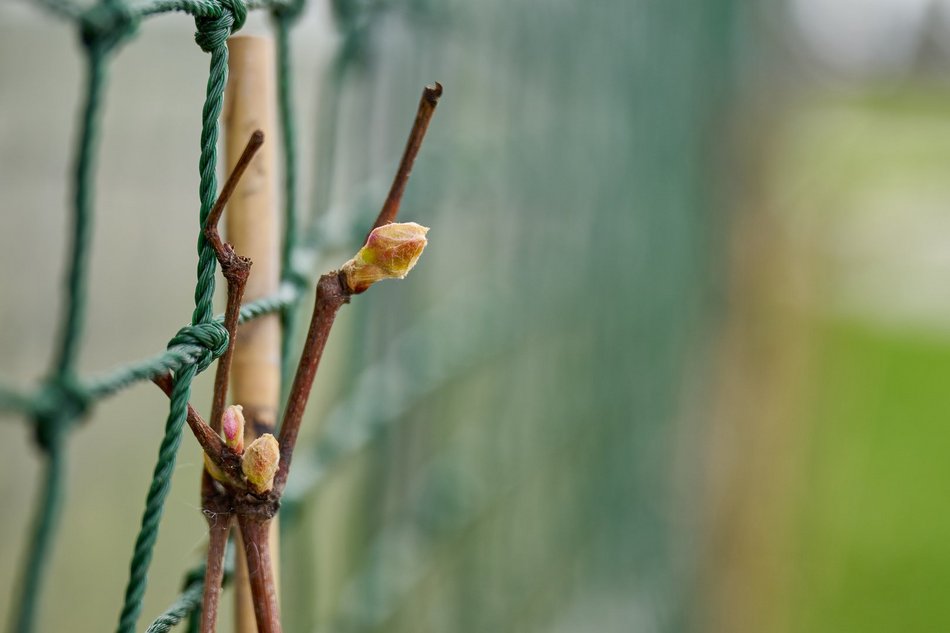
2 0 737 631
1 0 329 631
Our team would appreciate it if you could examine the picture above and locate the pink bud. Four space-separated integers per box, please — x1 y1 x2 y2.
341 222 429 294
242 433 280 494
222 404 245 453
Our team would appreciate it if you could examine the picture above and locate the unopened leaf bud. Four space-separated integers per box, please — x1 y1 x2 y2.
341 222 429 294
222 404 245 453
242 433 280 494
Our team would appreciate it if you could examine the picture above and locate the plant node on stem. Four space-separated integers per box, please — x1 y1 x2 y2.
152 130 266 633
205 129 263 433
170 85 442 633
152 373 243 487
232 85 441 633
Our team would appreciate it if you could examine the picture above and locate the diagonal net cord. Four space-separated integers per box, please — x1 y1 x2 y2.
3 0 370 629
114 1 244 630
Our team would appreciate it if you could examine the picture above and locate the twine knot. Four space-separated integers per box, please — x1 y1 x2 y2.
194 0 247 52
167 321 229 374
80 0 138 51
33 377 91 452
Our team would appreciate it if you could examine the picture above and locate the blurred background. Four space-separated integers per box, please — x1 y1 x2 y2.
2 0 950 631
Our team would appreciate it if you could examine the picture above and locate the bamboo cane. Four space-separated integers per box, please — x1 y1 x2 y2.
224 35 281 633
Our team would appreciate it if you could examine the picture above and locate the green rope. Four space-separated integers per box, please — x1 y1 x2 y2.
5 0 390 628
185 610 200 633
5 193 369 420
115 365 198 633
84 338 224 400
144 546 234 632
142 575 204 633
141 555 232 633
138 284 500 630
7 0 136 620
82 207 372 403
8 433 66 633
191 45 233 325
52 44 106 378
114 2 242 629
82 287 299 400
132 0 223 19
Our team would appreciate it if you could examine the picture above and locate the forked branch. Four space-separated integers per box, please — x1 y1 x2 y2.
152 373 242 486
152 130 268 633
274 83 441 494
205 130 263 433
182 85 441 633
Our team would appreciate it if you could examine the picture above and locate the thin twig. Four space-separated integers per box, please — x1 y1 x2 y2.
152 374 243 485
236 515 282 633
205 130 263 432
369 83 442 233
273 273 350 493
190 131 265 633
274 83 443 493
199 504 232 633
163 85 443 633
204 130 265 257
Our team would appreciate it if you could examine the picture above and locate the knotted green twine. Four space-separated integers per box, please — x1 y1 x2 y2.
114 2 244 630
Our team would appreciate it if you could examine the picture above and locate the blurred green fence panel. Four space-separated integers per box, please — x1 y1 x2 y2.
282 1 737 632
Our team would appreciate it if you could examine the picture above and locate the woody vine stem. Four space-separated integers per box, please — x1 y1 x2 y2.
156 82 442 633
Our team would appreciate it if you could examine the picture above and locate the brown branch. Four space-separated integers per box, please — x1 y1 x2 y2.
182 131 265 633
199 498 232 633
369 82 443 233
204 129 265 258
272 83 443 495
152 374 244 485
236 515 282 633
273 273 350 493
174 86 442 633
204 130 263 432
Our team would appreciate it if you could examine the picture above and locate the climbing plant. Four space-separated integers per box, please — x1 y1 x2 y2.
0 0 422 630
2 0 739 632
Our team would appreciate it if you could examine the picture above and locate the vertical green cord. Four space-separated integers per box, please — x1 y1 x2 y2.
52 45 103 378
9 433 66 633
190 48 226 327
275 14 299 401
185 606 200 633
115 363 201 633
115 24 232 631
9 44 107 633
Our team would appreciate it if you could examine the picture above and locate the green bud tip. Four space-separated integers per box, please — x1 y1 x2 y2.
341 222 429 294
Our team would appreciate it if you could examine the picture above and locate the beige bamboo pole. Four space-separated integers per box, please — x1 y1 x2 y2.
224 35 281 633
